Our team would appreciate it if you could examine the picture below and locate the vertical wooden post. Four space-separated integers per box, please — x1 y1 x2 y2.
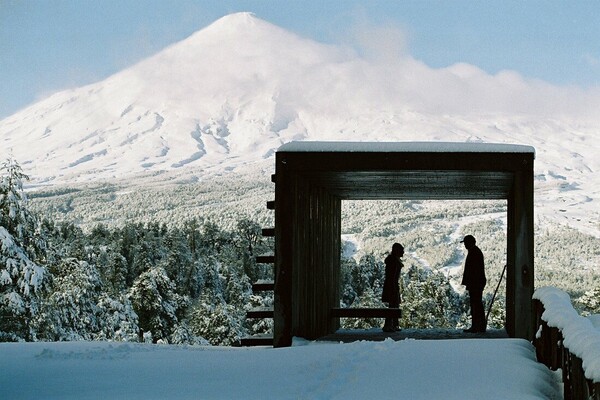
274 156 342 345
293 184 341 339
273 154 293 347
506 191 516 337
508 161 535 340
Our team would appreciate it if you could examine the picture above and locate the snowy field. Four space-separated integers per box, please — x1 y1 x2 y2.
0 338 561 399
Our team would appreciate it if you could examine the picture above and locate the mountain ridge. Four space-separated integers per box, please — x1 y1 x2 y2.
1 12 600 235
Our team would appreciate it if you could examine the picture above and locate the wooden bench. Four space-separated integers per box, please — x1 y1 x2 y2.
330 307 402 319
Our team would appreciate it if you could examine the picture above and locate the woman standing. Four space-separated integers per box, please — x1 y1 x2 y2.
382 243 404 332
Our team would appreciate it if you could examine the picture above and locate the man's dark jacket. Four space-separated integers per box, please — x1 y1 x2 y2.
461 245 486 291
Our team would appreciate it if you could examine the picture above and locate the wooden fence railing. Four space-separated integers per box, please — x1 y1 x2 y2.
533 288 600 400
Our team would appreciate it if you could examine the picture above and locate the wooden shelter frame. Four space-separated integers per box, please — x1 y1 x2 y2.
272 141 535 347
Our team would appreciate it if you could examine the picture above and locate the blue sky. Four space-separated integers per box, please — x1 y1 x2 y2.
1 0 599 120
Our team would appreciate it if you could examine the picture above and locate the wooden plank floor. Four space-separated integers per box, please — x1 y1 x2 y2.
318 328 509 343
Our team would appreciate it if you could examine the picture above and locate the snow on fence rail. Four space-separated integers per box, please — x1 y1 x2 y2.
533 286 600 400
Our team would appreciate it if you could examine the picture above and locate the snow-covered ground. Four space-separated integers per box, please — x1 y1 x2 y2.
0 338 560 399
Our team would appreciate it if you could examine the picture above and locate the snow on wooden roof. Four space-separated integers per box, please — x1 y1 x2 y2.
278 141 535 156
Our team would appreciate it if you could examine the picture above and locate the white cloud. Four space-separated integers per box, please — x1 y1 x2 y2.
325 13 600 119
583 53 600 67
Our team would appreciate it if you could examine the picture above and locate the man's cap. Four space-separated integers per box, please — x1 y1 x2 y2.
460 235 476 244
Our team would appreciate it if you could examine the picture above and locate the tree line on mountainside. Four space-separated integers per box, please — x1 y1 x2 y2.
2 157 599 344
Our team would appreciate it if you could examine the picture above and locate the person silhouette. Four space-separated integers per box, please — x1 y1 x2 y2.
460 235 487 333
382 243 403 332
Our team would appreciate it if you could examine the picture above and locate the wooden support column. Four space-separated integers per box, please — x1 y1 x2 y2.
508 163 535 339
273 155 293 347
274 154 342 345
292 181 340 339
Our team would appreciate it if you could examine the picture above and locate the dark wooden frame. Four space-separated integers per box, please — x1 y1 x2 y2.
273 142 535 347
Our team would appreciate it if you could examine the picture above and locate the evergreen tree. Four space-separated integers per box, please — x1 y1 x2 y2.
343 253 384 306
236 218 261 256
188 292 245 346
399 264 465 329
340 256 358 306
53 222 87 261
95 292 139 342
0 157 40 249
338 253 386 329
101 249 128 296
116 223 140 285
182 218 203 257
35 222 139 341
485 293 505 329
340 287 385 329
200 221 231 254
128 266 188 343
220 257 252 320
245 293 273 336
168 321 208 345
0 157 47 341
131 230 163 281
576 287 600 315
36 258 103 340
200 255 224 296
162 229 194 296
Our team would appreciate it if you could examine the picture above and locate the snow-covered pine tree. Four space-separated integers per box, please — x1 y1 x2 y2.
130 230 164 282
340 256 358 306
188 292 245 346
36 258 103 340
345 253 384 306
128 266 189 343
576 287 600 315
245 292 273 337
340 287 386 329
35 255 139 341
98 248 129 296
95 292 139 342
115 223 140 286
399 264 465 329
235 218 265 282
338 253 386 329
161 229 194 297
0 157 47 341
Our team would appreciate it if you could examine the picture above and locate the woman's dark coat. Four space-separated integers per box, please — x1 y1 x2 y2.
382 254 402 304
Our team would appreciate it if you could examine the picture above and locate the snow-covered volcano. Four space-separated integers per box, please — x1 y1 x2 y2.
1 12 600 232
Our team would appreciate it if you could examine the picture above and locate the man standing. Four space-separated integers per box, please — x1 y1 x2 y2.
460 235 487 333
382 243 403 332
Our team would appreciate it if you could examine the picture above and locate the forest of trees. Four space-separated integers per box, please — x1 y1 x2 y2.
2 157 600 345
0 157 279 344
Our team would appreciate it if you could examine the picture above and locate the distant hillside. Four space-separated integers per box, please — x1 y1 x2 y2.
2 12 599 235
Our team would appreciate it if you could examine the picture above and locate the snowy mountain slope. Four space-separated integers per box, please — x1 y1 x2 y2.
1 12 600 233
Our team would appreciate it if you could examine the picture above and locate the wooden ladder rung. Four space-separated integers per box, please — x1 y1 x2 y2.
252 280 274 292
262 228 275 237
247 308 274 319
239 335 273 347
255 254 275 264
